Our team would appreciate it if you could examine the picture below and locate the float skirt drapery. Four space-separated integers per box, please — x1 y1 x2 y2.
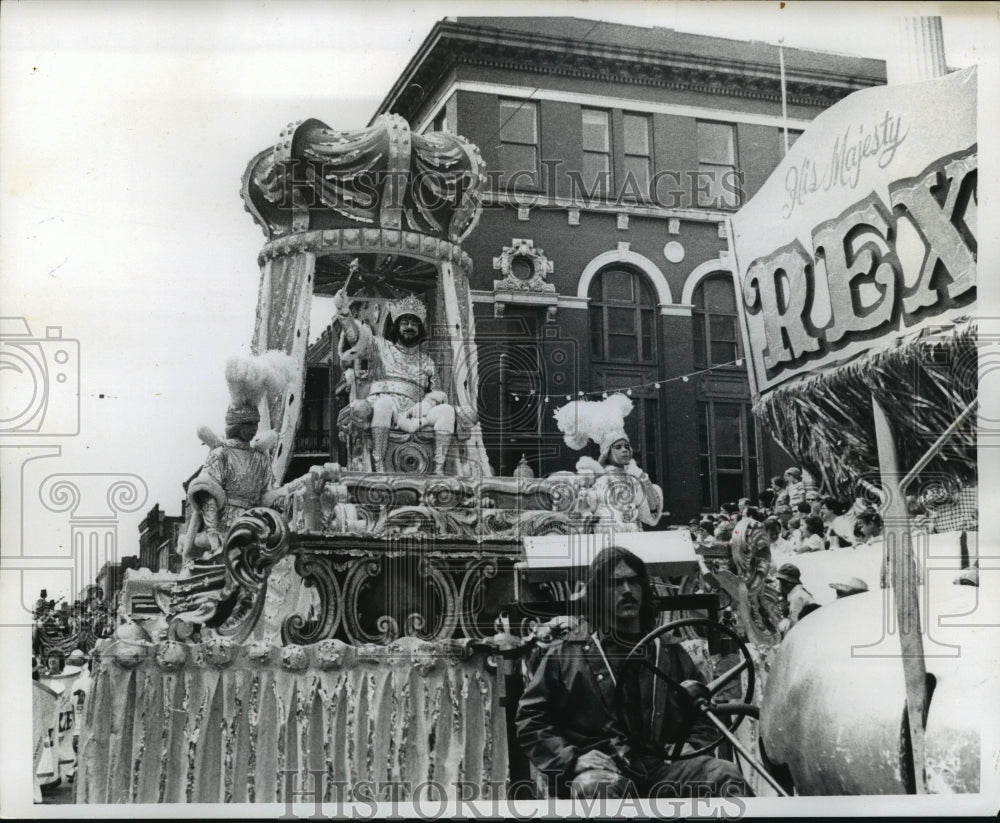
77 638 507 804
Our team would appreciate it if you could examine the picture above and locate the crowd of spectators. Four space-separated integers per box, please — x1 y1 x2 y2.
686 467 980 638
686 466 890 557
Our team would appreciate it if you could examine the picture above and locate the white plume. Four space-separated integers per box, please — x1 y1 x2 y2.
553 394 634 451
225 351 297 407
197 425 222 448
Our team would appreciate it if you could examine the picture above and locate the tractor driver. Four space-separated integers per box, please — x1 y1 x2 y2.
515 546 751 799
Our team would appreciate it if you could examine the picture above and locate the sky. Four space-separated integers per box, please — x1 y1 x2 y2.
1 0 998 612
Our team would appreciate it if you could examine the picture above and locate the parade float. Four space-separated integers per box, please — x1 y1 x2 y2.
76 115 729 804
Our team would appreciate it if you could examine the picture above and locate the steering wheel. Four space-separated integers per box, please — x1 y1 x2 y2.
615 616 756 761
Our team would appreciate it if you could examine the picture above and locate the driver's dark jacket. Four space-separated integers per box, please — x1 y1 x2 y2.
515 633 718 784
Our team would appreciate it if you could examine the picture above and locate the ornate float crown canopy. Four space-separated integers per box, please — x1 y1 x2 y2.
242 113 487 245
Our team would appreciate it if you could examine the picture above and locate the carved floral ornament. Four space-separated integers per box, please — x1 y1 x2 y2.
493 238 556 295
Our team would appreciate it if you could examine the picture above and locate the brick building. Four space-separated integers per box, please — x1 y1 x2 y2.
138 502 184 573
95 555 142 613
294 17 886 521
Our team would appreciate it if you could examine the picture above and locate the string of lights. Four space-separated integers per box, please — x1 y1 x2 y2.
508 357 747 402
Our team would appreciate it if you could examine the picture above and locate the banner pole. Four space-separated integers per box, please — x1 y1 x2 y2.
872 397 928 794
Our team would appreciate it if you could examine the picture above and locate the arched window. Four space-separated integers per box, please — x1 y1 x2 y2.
588 267 657 364
588 267 662 490
692 273 743 369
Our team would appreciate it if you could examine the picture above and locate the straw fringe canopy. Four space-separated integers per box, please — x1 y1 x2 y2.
754 322 978 499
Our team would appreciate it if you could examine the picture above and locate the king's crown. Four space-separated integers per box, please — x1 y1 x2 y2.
390 294 427 324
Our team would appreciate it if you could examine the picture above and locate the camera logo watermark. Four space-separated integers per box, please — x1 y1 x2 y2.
0 316 150 626
0 317 80 436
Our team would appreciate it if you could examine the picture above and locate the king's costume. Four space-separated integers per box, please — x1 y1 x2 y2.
337 293 456 473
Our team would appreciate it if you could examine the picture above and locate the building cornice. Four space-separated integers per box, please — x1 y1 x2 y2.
374 20 886 123
481 187 734 224
413 80 816 134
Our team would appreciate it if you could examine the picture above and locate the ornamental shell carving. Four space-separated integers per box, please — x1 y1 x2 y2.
199 637 238 668
280 644 310 672
154 641 188 671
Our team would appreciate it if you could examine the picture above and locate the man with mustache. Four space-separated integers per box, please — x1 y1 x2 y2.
516 546 750 799
334 289 456 474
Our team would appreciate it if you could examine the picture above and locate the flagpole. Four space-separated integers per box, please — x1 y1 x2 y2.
779 38 789 156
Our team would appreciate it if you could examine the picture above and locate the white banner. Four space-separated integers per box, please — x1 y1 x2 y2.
729 67 977 395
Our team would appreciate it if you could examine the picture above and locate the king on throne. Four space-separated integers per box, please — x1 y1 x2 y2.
333 285 456 474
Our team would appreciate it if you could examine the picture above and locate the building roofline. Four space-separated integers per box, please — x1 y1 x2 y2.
372 17 886 123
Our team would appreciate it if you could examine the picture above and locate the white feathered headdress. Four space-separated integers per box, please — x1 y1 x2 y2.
223 350 297 426
553 394 633 463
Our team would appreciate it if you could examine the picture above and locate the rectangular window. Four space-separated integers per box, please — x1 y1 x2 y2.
693 275 743 368
499 99 539 188
608 306 637 332
589 309 604 361
697 400 757 509
433 110 449 133
696 121 739 209
623 113 652 200
709 315 739 364
640 309 655 362
693 316 707 370
608 334 638 362
582 108 611 197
